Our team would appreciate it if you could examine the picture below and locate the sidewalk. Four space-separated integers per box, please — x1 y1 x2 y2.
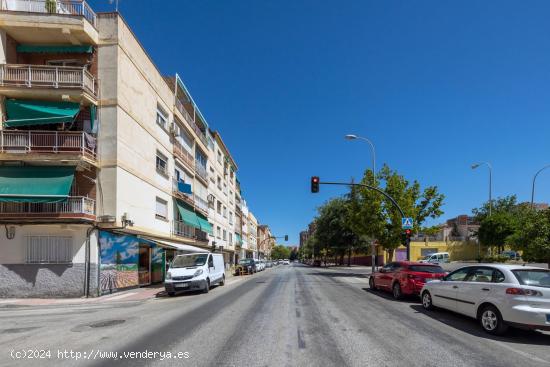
0 272 241 308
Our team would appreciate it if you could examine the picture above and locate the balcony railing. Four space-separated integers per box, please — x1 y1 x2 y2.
195 229 209 243
172 179 194 206
175 99 208 147
195 162 208 182
195 196 209 214
173 140 194 170
0 64 97 96
0 130 96 160
172 220 195 239
0 0 97 28
0 196 95 218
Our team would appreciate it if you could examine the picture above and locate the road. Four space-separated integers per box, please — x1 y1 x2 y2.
0 264 549 367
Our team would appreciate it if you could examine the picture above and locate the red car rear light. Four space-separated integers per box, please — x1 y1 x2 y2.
406 274 425 282
506 288 542 296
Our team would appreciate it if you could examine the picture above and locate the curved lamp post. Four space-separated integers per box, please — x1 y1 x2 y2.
345 134 376 185
531 164 550 208
471 162 493 217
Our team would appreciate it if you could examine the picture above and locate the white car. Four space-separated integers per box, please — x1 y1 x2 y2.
421 264 550 335
282 259 290 265
257 260 265 271
418 252 450 264
165 253 225 296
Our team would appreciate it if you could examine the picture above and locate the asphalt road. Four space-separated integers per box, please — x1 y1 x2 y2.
1 264 549 367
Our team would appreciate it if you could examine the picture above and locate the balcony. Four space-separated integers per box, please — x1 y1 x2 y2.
172 179 194 207
0 130 97 165
195 162 208 183
172 220 195 239
194 196 209 216
0 0 98 45
0 196 95 221
195 229 209 243
0 64 97 103
175 99 208 148
173 140 194 172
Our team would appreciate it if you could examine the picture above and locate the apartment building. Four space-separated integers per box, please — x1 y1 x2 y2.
207 130 238 268
234 180 243 262
248 211 258 259
257 224 274 260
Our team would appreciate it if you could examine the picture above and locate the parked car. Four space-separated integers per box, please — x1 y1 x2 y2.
165 252 225 296
257 260 265 271
421 264 550 335
266 261 273 268
501 251 522 261
369 261 447 299
282 259 290 265
234 258 257 275
418 252 450 264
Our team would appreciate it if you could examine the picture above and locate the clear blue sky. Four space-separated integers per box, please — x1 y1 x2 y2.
90 0 550 245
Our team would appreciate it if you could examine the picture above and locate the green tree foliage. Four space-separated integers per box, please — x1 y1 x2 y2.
507 209 550 267
376 165 445 260
271 245 291 260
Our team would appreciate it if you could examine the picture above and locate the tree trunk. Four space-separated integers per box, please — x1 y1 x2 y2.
347 248 352 267
387 248 394 263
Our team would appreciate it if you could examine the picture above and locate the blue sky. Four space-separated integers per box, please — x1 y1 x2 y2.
90 0 550 245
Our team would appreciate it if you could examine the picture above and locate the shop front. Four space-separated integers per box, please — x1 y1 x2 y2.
98 231 165 295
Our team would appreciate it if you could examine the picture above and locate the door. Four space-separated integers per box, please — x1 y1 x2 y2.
432 267 472 311
455 267 498 317
378 262 397 289
207 254 215 279
138 245 151 286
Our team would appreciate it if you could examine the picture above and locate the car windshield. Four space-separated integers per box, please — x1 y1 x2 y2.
239 259 252 265
408 265 445 273
171 254 208 268
512 269 550 288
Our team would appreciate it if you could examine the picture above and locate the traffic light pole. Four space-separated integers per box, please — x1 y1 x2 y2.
315 181 409 267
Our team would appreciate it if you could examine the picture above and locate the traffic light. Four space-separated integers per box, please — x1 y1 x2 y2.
311 176 320 193
284 235 288 241
401 229 412 246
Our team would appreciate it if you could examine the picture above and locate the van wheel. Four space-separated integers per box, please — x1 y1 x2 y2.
168 292 175 297
479 305 508 335
203 279 210 294
220 275 225 286
392 282 402 300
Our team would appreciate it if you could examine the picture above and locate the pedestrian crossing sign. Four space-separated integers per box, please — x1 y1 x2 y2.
402 217 413 229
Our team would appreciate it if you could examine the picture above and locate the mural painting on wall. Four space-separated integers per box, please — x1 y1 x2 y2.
99 231 140 292
151 246 165 284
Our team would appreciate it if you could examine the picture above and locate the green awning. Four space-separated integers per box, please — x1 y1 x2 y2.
196 213 213 235
0 166 75 203
175 200 200 229
16 45 93 54
4 99 80 127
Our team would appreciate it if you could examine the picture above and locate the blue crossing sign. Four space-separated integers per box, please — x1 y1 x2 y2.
402 217 413 229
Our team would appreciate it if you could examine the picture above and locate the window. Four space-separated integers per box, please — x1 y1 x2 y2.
465 267 495 283
223 206 227 218
445 267 471 281
156 152 168 176
178 126 194 152
217 226 221 239
217 201 222 214
155 197 168 219
512 269 550 288
223 229 227 241
26 236 72 264
229 212 233 224
229 233 233 245
156 104 168 129
217 150 222 164
217 176 222 190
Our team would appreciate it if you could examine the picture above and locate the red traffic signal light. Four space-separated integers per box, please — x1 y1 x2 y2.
311 176 320 193
405 229 411 235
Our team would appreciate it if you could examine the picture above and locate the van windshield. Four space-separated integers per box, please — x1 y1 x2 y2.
171 254 208 268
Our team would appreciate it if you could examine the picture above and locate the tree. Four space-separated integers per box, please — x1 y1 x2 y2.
271 245 291 260
376 165 445 261
507 209 550 268
473 195 518 222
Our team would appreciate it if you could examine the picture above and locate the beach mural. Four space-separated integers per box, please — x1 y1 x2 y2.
99 231 165 293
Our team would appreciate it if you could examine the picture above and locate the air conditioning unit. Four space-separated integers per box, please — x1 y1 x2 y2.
170 122 181 137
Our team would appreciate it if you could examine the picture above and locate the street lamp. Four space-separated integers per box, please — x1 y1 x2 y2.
344 134 376 185
471 162 493 217
531 164 550 209
345 134 377 273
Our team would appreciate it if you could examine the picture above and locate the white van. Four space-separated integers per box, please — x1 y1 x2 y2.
419 252 450 264
165 252 225 296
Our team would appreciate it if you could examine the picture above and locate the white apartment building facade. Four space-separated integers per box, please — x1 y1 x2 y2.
0 3 278 297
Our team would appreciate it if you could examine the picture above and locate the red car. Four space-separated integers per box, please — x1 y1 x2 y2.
369 261 447 299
